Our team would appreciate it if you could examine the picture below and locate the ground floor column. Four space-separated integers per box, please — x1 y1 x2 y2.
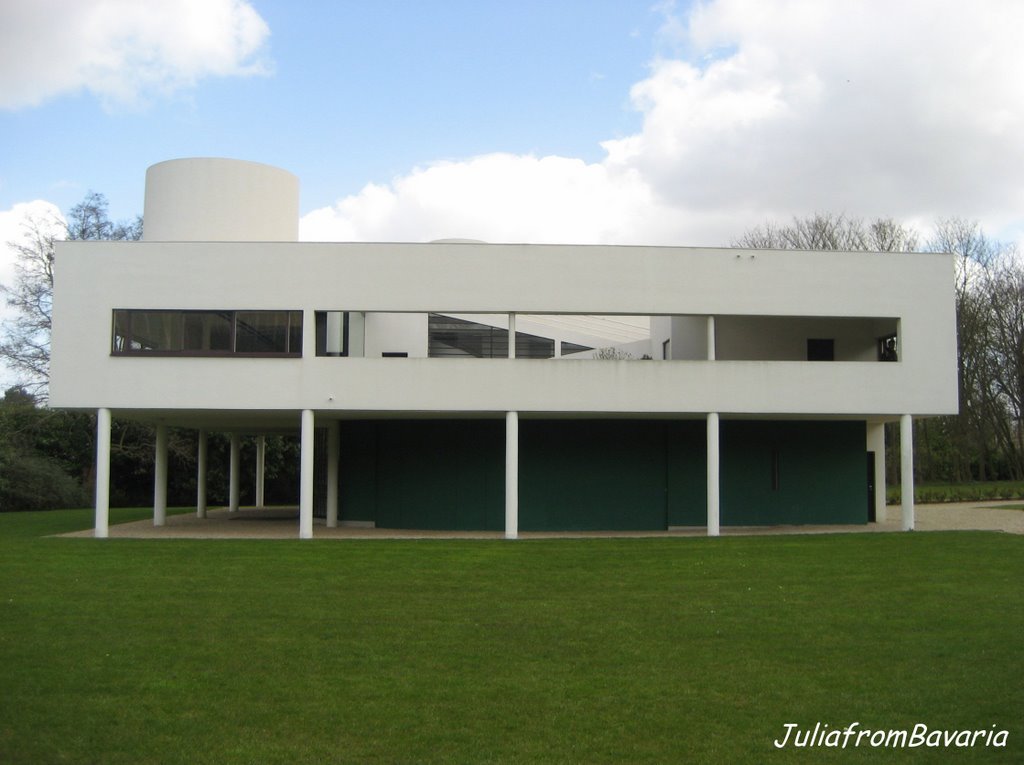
901 414 915 531
229 433 240 513
154 423 168 527
866 421 886 522
326 420 339 528
196 430 207 518
255 435 266 509
707 412 720 537
95 408 111 538
299 409 314 539
505 411 519 539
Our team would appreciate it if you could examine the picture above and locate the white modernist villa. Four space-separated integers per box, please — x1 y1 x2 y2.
49 158 959 538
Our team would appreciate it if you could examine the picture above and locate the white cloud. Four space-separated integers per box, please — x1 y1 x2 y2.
303 0 1024 248
301 154 676 245
0 0 270 110
0 200 65 290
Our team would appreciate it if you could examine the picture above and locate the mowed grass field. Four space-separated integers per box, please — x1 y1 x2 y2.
1 509 1021 764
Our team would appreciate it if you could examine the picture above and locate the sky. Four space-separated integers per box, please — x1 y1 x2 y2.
1 0 1023 385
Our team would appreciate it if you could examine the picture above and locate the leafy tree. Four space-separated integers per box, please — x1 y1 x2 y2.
0 386 89 511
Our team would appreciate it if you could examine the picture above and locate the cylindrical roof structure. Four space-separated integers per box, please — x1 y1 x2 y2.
143 158 299 242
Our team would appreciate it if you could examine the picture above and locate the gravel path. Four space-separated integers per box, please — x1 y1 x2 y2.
59 501 1024 540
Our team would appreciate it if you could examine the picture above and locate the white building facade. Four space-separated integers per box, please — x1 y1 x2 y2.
49 159 959 538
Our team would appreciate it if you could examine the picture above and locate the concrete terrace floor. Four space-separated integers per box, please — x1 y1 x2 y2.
60 501 1024 539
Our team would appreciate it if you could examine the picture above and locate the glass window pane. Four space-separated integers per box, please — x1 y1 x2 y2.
183 312 233 352
112 310 131 352
236 311 289 353
131 311 182 351
289 311 303 354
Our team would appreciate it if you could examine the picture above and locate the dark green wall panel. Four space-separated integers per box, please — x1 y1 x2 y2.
720 421 867 525
666 421 707 526
338 421 378 523
337 418 868 531
519 420 668 531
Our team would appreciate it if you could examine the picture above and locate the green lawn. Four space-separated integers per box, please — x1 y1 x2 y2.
1 510 1021 764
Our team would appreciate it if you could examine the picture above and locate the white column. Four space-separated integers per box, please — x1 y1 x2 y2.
707 412 720 537
196 430 207 518
866 421 886 523
299 409 315 539
508 313 517 359
326 420 339 528
900 414 915 531
255 435 266 508
154 423 168 527
229 433 240 513
505 411 519 539
95 408 111 539
706 315 716 361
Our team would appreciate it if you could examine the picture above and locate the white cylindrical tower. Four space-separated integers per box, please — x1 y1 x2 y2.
142 158 299 242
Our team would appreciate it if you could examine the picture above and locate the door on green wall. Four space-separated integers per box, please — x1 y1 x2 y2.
867 451 876 522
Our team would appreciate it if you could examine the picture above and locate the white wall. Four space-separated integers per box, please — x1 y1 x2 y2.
363 313 428 358
50 241 959 420
671 316 709 360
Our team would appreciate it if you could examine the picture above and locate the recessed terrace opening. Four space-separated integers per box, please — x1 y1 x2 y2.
713 316 899 362
308 312 899 362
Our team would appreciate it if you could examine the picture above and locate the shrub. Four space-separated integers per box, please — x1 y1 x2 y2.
0 454 89 512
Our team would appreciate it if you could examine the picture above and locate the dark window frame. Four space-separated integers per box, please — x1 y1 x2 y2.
111 309 303 357
314 311 351 357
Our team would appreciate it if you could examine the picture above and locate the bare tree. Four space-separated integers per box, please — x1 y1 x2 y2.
0 192 141 398
733 213 919 253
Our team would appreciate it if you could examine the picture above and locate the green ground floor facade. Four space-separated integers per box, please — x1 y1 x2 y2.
331 419 869 531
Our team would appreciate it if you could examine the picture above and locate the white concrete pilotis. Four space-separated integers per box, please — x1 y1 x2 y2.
196 430 207 518
901 414 915 531
228 433 240 513
95 408 111 538
326 420 339 528
255 435 266 508
707 412 720 537
154 423 168 526
706 320 720 537
505 411 519 539
299 409 315 539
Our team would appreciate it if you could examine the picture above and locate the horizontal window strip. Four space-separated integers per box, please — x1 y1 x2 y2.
112 309 302 357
